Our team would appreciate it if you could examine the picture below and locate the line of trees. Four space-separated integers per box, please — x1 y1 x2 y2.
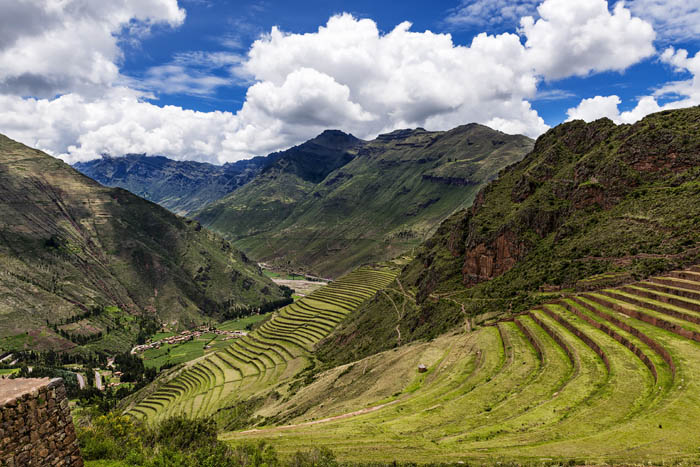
221 297 294 321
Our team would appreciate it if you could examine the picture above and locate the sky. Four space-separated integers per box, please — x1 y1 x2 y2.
0 0 699 164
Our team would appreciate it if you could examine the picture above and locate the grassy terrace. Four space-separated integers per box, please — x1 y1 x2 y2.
127 266 397 424
225 265 700 464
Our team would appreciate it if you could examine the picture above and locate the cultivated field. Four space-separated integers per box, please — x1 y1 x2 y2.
127 266 397 423
225 265 700 464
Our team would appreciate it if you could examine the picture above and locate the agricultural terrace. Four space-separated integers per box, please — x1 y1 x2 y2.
226 265 700 465
127 266 397 423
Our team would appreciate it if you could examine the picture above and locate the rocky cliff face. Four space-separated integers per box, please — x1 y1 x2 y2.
406 107 700 300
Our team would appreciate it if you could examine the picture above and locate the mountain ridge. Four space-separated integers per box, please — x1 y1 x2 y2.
198 123 534 277
0 134 283 355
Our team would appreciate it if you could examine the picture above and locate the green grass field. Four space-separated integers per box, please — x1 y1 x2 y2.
221 265 700 464
218 314 270 331
127 267 398 424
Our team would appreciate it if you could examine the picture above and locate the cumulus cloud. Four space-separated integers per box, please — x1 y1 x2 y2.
0 0 185 98
0 0 661 163
566 46 700 125
448 0 700 43
520 0 656 79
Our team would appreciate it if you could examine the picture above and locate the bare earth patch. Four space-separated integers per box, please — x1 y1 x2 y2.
271 279 326 296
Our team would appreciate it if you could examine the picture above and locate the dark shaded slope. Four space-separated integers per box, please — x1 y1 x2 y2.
0 134 283 354
195 130 363 248
74 154 266 215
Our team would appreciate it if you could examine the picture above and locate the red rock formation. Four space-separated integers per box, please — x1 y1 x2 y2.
462 230 527 285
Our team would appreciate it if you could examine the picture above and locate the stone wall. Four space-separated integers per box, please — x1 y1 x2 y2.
0 378 83 466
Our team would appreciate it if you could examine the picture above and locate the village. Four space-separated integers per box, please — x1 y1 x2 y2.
130 325 247 355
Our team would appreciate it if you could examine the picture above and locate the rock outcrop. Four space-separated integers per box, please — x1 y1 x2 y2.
0 378 82 466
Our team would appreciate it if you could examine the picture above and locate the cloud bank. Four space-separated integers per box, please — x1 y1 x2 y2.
0 0 672 163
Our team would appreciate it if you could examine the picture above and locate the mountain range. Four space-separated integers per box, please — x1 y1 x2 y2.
74 154 266 216
77 124 534 277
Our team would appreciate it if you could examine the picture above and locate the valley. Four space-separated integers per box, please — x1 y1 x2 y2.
3 107 700 466
5 3 700 465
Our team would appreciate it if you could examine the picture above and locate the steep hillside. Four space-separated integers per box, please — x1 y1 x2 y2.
73 154 265 216
317 107 700 366
199 125 533 277
195 130 362 249
0 134 283 355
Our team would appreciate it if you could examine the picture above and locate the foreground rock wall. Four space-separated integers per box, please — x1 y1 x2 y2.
0 378 82 466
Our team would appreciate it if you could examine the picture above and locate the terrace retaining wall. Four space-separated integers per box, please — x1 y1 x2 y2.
0 377 83 466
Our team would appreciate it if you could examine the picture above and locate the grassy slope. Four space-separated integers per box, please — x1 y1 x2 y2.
202 125 533 278
317 107 700 366
0 134 283 353
195 131 361 246
225 266 700 465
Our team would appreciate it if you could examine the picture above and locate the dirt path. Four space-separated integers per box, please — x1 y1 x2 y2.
443 297 472 333
237 399 400 435
382 289 403 346
272 279 326 295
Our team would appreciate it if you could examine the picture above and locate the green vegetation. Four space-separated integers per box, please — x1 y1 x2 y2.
224 265 700 465
319 107 700 363
141 333 234 370
78 412 334 466
197 125 532 277
125 267 397 425
0 133 284 355
218 314 270 331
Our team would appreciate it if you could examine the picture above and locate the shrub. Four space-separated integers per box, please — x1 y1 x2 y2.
288 447 338 467
155 415 218 451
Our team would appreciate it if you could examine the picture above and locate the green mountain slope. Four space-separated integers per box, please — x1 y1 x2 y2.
0 134 283 355
195 130 362 249
199 125 533 277
317 106 700 366
73 154 265 216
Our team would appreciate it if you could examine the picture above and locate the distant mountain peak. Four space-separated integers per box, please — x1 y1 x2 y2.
307 129 362 149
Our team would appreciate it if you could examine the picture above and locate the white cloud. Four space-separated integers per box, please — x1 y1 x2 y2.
566 46 700 125
129 51 243 96
520 0 656 80
0 0 185 98
0 1 661 164
448 1 700 44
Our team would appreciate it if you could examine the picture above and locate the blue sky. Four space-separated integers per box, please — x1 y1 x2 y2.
0 0 699 163
125 0 694 126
